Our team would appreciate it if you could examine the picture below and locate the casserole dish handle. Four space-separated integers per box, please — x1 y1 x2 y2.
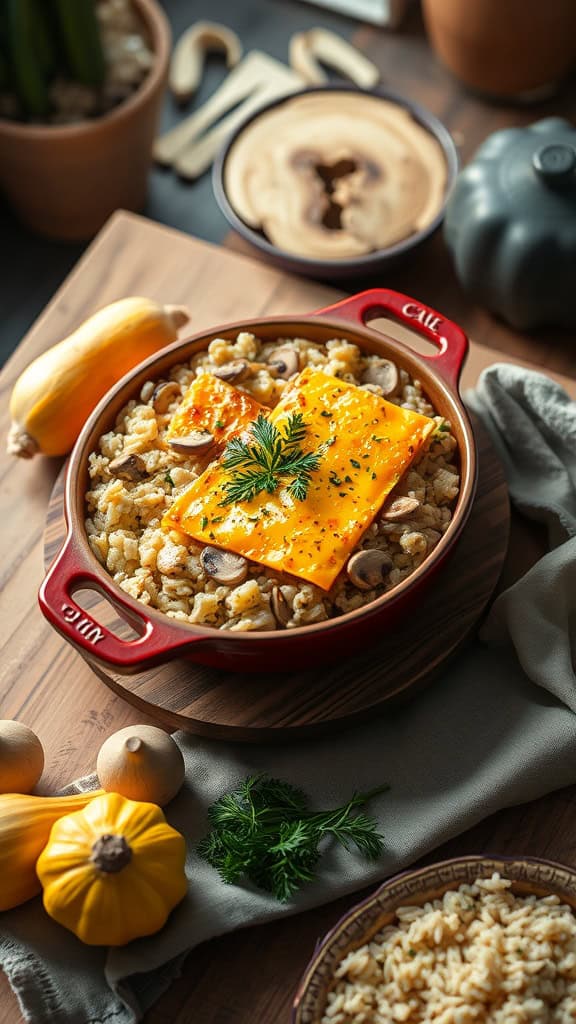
311 289 468 389
39 535 205 671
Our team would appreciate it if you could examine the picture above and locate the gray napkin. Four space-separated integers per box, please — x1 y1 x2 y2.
2 363 576 1024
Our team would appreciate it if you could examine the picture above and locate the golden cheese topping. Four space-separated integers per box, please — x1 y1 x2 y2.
163 368 435 590
166 373 267 447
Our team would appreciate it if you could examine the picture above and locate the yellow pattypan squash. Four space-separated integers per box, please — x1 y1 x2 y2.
36 792 187 946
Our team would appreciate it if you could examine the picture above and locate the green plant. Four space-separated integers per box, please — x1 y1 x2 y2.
0 0 105 119
198 774 389 903
220 412 327 505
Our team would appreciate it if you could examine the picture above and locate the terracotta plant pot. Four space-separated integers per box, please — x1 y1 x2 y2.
0 0 170 241
422 0 576 100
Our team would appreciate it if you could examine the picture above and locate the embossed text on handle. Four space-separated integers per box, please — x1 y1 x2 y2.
402 302 443 333
62 603 106 645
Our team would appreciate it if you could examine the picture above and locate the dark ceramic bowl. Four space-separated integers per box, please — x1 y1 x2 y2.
292 854 576 1022
213 85 459 281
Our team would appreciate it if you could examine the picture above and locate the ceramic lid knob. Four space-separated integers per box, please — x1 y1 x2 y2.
532 143 576 183
444 118 576 330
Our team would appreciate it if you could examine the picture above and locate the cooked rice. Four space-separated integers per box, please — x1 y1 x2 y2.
321 874 576 1023
84 332 460 631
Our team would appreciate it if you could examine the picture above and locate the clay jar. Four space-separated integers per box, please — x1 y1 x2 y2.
0 0 170 241
422 0 576 100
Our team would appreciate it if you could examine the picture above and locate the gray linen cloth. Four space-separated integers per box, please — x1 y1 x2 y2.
2 363 576 1024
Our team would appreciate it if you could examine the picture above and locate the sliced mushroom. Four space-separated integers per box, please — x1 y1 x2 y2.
108 453 148 481
346 549 393 591
381 496 420 521
140 381 155 402
168 431 214 455
151 381 181 414
289 29 380 89
170 22 243 104
271 586 292 626
361 360 399 396
268 346 300 380
211 360 250 383
200 546 248 585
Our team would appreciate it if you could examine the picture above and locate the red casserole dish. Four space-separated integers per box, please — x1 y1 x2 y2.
39 289 477 673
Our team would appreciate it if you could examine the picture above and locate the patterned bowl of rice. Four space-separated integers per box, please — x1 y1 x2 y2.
292 855 576 1024
39 288 477 673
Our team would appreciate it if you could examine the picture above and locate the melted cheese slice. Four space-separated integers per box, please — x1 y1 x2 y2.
163 368 435 590
166 373 266 447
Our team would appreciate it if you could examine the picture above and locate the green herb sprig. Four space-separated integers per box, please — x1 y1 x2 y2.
219 412 325 505
197 774 388 903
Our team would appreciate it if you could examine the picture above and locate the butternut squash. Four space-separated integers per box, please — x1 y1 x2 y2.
0 789 104 911
7 297 190 459
36 792 187 945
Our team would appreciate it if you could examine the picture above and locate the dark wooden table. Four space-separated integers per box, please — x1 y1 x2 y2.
1 11 576 1024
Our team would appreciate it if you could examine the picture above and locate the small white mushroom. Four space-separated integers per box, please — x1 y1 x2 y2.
200 546 248 585
108 453 147 481
268 346 300 380
211 360 250 383
381 496 420 521
361 360 399 396
151 381 181 414
271 586 291 626
168 431 214 455
346 549 393 591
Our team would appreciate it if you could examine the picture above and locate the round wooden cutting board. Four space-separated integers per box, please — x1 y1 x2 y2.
44 418 509 741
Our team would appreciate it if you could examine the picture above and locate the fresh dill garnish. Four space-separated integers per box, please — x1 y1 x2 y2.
197 773 388 903
215 419 225 429
164 470 175 488
350 458 361 469
200 515 208 530
219 412 325 506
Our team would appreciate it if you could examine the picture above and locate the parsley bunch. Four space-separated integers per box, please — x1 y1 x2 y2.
197 774 388 903
219 412 325 505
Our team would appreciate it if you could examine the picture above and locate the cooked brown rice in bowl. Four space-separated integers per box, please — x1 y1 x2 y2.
84 331 460 633
319 874 576 1024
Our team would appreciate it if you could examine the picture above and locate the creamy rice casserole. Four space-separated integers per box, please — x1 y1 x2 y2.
85 332 460 632
321 874 576 1024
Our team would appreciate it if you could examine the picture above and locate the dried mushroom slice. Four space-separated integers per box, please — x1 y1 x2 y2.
271 586 292 627
200 546 248 585
268 346 300 380
347 549 392 591
361 359 399 396
381 496 420 521
168 431 214 455
211 360 250 384
108 453 148 481
151 381 181 414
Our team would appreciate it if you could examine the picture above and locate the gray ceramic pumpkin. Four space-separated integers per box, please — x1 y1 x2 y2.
444 118 576 330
